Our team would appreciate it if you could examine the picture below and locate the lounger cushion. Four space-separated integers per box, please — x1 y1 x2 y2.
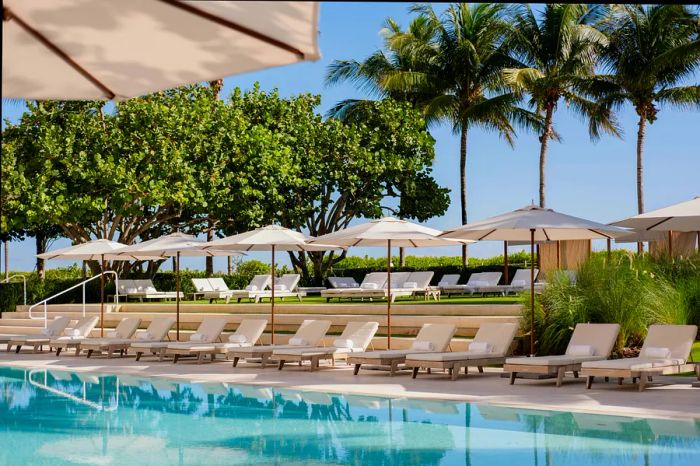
641 347 671 359
511 280 527 287
333 339 354 349
581 358 656 371
403 282 418 289
130 341 169 349
506 354 605 366
351 349 410 359
190 333 205 342
361 283 378 290
567 345 595 356
66 329 81 337
274 284 288 291
406 351 494 362
229 335 248 344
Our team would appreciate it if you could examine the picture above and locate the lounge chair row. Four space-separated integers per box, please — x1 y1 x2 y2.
322 271 438 302
191 274 306 303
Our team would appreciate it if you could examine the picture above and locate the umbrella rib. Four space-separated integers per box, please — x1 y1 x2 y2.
645 217 672 231
4 7 116 100
160 0 306 60
589 229 612 239
542 229 550 241
477 230 497 241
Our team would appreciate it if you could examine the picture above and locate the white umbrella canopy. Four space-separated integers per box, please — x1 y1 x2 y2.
37 238 126 260
611 197 700 232
441 206 628 356
207 225 341 343
312 217 468 349
3 1 320 100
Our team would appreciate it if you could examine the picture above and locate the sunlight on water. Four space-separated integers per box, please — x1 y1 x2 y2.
1 367 698 465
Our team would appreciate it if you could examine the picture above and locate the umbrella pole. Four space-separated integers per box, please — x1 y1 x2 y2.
271 245 275 345
556 241 561 269
503 241 509 284
668 230 673 259
530 229 535 356
176 251 181 341
607 238 611 263
100 254 105 337
387 239 392 350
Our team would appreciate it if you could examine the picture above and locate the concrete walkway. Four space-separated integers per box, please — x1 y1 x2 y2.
2 351 698 420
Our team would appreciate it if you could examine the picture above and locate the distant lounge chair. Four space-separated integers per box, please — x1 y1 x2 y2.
504 323 620 387
272 321 380 371
228 274 272 303
118 279 183 302
192 278 235 303
441 272 502 296
327 276 360 289
253 274 306 302
165 318 268 363
581 324 698 391
348 323 457 376
6 316 72 353
132 316 228 361
228 319 332 368
321 272 387 302
50 316 100 356
80 316 174 358
404 323 519 380
495 268 539 295
78 317 142 358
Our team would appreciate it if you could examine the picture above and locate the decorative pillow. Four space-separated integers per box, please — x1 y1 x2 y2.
567 345 595 356
403 282 418 289
469 341 493 353
641 346 671 359
274 284 288 291
411 340 435 351
228 334 248 344
136 331 153 341
289 337 307 346
333 339 354 349
107 331 119 338
511 280 527 287
361 283 378 290
189 333 205 342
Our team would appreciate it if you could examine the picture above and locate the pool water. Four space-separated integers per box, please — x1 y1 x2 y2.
1 367 698 465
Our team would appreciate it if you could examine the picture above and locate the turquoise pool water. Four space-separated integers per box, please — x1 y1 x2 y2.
0 367 698 465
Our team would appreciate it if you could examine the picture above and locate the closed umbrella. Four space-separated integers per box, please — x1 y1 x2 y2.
3 1 320 100
311 217 468 349
206 225 339 344
116 233 244 339
440 205 628 355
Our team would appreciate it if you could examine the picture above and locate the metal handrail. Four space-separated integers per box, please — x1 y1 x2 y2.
27 369 119 411
27 272 119 327
2 274 27 305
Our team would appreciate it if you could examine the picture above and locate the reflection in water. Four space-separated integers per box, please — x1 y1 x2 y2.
0 367 699 466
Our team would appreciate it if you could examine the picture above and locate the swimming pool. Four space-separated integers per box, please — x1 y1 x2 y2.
0 367 698 465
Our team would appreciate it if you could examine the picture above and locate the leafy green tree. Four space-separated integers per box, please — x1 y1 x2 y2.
598 5 700 217
505 4 621 207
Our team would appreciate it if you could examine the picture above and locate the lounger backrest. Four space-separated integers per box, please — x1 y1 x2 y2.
471 323 518 356
45 316 71 336
193 317 229 343
113 317 142 338
247 274 271 291
338 321 380 350
641 324 698 361
232 319 268 345
191 278 212 293
360 272 387 289
415 323 457 352
438 274 461 286
386 272 411 289
134 279 158 293
118 279 136 294
509 269 533 285
275 274 300 292
144 316 176 340
565 323 620 357
465 273 484 286
292 319 332 346
480 272 502 286
71 316 99 337
328 277 359 288
405 271 434 289
207 278 230 292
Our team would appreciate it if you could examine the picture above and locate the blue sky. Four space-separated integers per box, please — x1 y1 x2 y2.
3 2 699 272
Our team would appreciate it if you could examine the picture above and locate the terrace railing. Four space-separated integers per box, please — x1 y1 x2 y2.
2 274 27 305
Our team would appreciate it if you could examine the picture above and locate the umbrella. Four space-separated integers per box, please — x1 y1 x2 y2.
205 225 339 344
440 205 628 355
116 233 244 339
3 1 320 100
311 217 467 349
612 197 700 257
37 239 142 336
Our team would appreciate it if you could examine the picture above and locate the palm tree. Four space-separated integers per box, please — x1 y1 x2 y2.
505 4 621 208
327 4 540 264
599 5 700 219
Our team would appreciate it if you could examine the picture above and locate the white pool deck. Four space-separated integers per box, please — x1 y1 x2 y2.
1 351 698 421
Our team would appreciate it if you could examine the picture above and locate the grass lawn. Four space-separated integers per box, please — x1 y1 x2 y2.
691 341 700 363
127 295 522 306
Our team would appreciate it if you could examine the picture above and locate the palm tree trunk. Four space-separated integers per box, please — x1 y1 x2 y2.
36 231 46 282
3 240 8 280
636 113 646 254
538 104 554 208
460 127 469 266
205 224 214 276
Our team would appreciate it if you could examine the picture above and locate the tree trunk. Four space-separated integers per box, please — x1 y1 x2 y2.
538 104 555 208
227 256 232 275
35 231 47 282
399 247 405 267
3 240 8 280
205 225 214 276
636 113 647 254
460 127 469 266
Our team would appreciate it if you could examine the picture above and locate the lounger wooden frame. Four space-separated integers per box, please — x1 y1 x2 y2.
504 362 582 387
408 356 508 381
582 363 697 392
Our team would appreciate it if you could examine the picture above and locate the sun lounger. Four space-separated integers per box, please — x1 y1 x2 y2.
191 278 235 303
119 279 183 302
581 324 698 391
494 268 539 294
227 319 332 368
321 272 387 301
327 276 360 289
348 323 457 376
391 271 437 300
80 316 175 358
252 274 306 302
404 323 519 380
133 316 228 361
273 321 380 371
6 316 71 353
79 317 142 358
50 316 100 356
229 274 273 303
166 318 267 363
504 323 621 387
440 272 502 296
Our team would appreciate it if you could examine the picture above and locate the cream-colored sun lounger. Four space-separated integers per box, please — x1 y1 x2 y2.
440 272 502 296
229 274 273 303
504 323 620 387
167 318 268 363
321 272 387 301
252 274 306 302
7 316 71 353
50 316 100 356
273 321 380 371
78 317 142 358
581 324 698 391
81 316 175 358
348 323 457 376
404 323 519 380
228 319 332 368
134 316 228 361
494 268 539 294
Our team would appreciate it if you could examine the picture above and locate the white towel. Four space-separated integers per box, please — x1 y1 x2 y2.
469 341 493 353
411 340 435 351
135 331 153 341
274 284 288 291
361 283 378 290
228 334 248 344
567 344 595 356
333 339 354 349
289 338 307 346
189 333 206 342
65 329 81 337
641 346 671 359
245 285 258 291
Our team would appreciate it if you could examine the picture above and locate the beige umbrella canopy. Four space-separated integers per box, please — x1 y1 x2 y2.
116 233 245 339
206 225 340 343
312 217 467 349
441 205 628 355
3 1 320 100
